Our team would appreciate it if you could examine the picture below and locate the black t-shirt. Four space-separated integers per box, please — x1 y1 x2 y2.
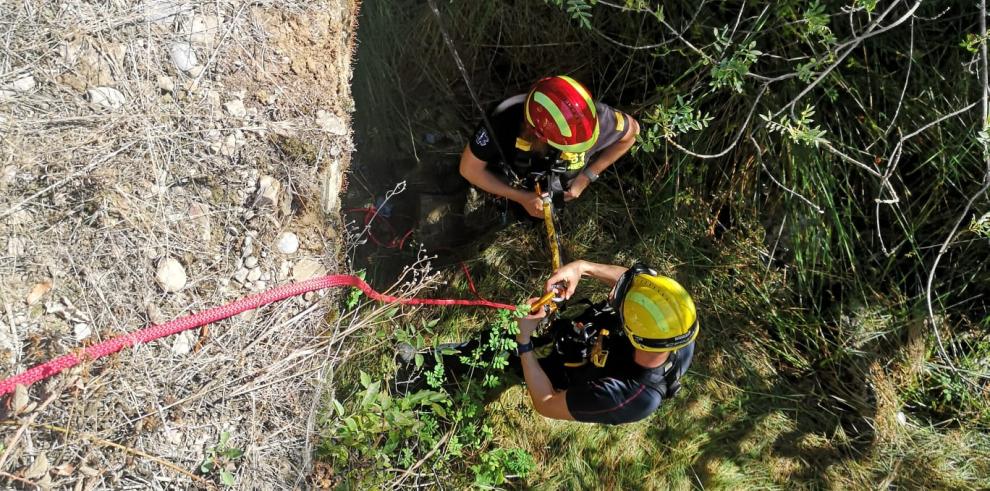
536 306 695 425
468 94 631 186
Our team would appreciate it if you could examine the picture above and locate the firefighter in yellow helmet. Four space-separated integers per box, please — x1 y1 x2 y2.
513 260 698 424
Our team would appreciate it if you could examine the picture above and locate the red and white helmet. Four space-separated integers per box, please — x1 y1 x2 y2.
525 76 599 153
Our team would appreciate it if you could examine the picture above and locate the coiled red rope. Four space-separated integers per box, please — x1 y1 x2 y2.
0 274 516 397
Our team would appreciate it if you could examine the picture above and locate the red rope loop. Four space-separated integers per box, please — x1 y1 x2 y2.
0 274 516 396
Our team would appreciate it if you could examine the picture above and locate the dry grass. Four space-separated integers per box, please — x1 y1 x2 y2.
0 0 357 488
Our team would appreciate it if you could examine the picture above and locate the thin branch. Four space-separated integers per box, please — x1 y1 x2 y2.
778 0 922 117
666 84 768 159
821 141 883 177
882 16 915 137
925 179 990 370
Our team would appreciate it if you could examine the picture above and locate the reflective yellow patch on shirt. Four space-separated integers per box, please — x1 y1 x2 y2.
559 151 586 170
515 138 532 151
615 112 625 132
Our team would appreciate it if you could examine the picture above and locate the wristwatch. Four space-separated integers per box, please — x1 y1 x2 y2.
582 167 599 182
516 340 535 355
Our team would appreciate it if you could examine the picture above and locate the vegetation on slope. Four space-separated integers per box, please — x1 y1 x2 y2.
324 1 990 488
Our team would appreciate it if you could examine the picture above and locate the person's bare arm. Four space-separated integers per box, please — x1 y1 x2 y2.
564 114 641 201
545 260 629 299
516 305 574 421
459 145 543 217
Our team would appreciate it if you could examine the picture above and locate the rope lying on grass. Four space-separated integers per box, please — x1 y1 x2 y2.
0 274 517 397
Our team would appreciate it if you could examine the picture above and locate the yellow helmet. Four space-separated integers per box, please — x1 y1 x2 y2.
611 264 698 352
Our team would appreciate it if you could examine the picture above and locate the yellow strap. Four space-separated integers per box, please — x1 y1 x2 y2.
515 137 531 151
615 112 625 132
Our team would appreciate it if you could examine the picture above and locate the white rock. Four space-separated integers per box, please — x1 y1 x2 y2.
896 411 907 426
7 236 26 256
156 257 187 292
316 110 346 135
244 235 254 248
87 87 126 108
292 259 326 282
233 268 249 284
219 134 238 156
73 322 92 342
187 15 220 45
246 268 262 282
254 280 266 290
224 99 246 118
146 302 167 324
11 75 36 92
169 42 198 72
171 330 194 355
244 256 258 268
158 75 175 93
276 232 299 254
143 0 189 23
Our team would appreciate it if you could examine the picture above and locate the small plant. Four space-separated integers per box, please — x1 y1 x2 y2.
471 448 537 487
961 32 990 53
761 105 828 147
970 212 990 240
200 431 244 487
636 95 714 154
705 27 761 93
345 270 367 310
318 306 534 487
544 0 594 30
803 1 836 45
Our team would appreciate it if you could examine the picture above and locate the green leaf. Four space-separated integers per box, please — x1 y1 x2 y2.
359 371 371 388
414 353 424 368
332 398 345 417
218 431 230 448
223 448 244 460
220 470 235 487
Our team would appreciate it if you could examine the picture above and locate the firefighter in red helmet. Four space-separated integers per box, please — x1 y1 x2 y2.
459 76 640 218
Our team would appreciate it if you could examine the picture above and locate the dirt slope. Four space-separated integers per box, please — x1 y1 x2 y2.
0 1 357 488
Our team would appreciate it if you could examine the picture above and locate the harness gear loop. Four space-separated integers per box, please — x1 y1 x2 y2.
590 328 609 367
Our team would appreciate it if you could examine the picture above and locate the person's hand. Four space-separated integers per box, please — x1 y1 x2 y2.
545 260 586 300
563 173 590 201
516 193 544 218
517 297 548 342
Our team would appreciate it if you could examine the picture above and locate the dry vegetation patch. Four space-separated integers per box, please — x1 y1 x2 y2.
1 0 357 488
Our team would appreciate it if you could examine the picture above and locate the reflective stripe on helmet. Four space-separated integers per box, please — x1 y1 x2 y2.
531 91 573 138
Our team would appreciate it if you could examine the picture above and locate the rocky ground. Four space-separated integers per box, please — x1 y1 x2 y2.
0 1 357 488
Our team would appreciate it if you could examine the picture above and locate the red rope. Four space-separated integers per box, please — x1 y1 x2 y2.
0 274 516 397
346 206 414 250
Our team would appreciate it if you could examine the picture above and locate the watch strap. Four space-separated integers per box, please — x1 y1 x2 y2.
582 167 599 182
516 340 535 355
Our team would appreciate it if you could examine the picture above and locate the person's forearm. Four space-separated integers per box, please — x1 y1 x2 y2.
586 138 634 175
462 165 528 203
576 260 628 287
519 351 556 406
586 116 639 175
